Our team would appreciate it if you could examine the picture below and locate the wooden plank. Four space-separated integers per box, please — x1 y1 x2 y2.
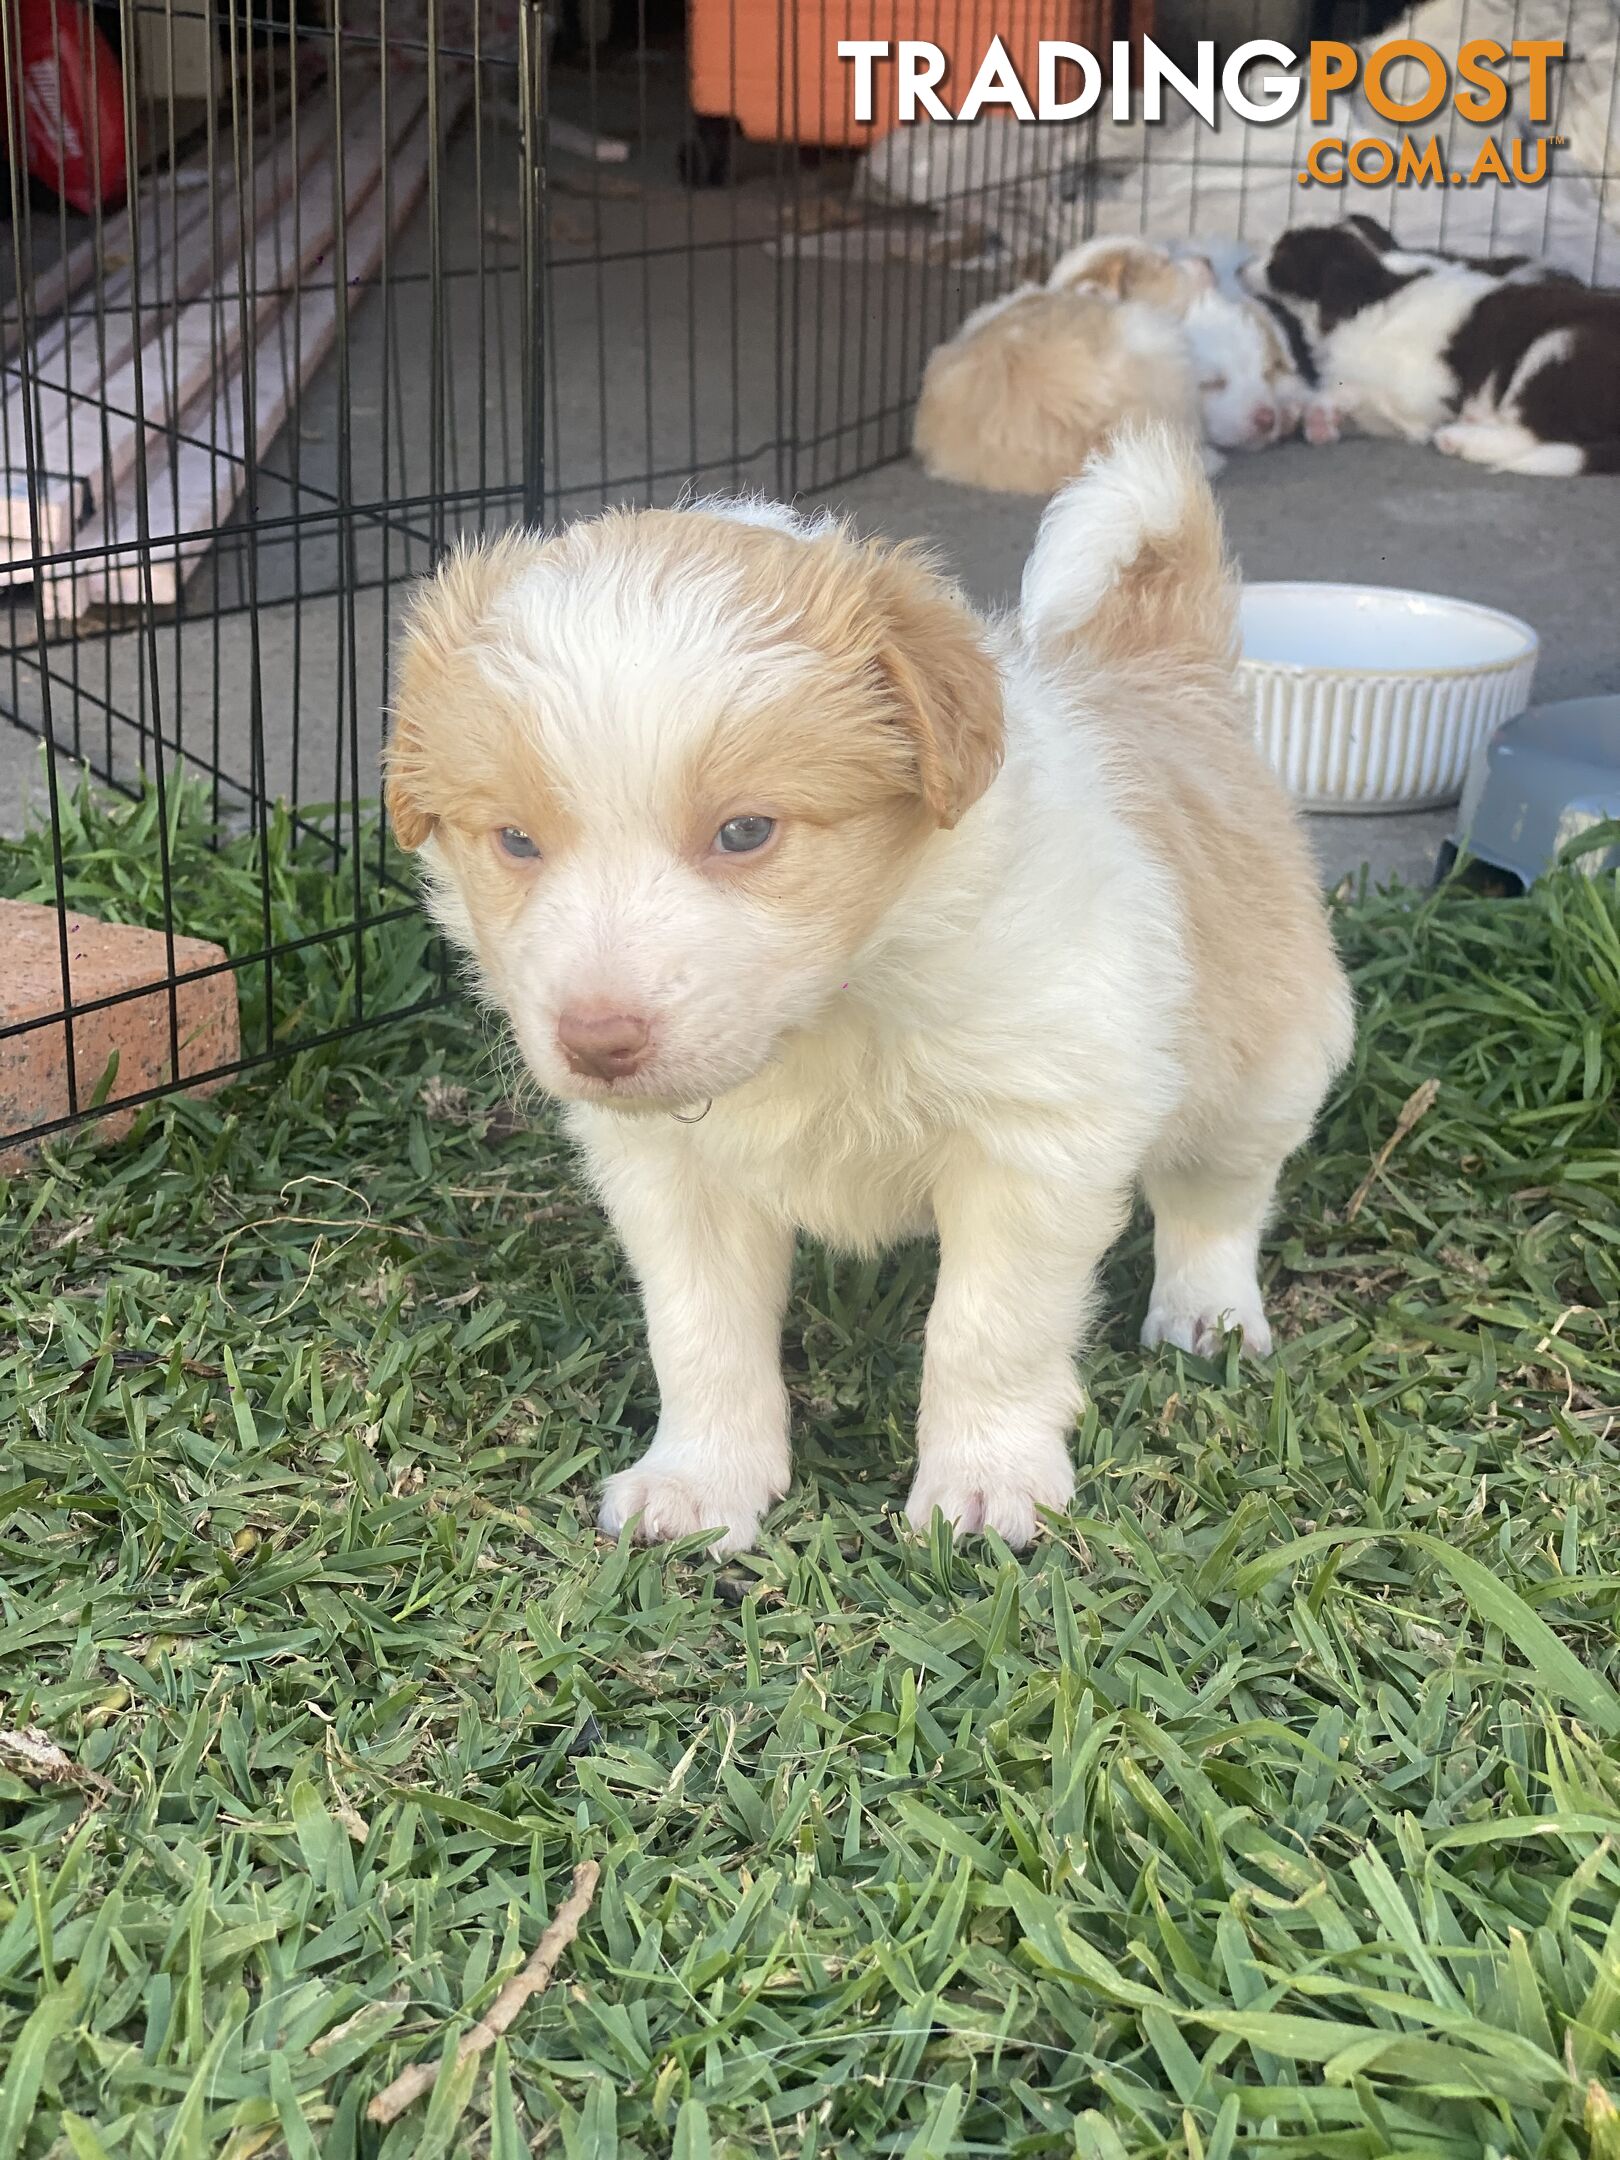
3 229 104 357
0 94 341 571
6 163 217 395
0 468 89 549
0 172 208 557
57 81 462 617
92 102 443 613
74 93 395 479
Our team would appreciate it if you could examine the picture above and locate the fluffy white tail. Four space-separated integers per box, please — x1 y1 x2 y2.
1019 424 1237 679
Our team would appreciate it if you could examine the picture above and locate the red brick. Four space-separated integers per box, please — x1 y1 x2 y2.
0 899 240 1172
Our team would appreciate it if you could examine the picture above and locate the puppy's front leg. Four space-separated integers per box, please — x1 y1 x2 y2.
585 1134 793 1556
908 1155 1130 1549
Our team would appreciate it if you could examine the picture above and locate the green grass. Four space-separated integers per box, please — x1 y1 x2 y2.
3 786 1620 2159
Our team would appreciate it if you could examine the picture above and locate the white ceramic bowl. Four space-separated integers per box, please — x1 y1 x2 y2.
1237 583 1540 813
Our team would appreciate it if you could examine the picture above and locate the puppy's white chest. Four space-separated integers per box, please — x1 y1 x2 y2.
707 1075 946 1249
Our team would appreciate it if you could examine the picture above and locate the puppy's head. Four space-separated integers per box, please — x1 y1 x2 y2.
1240 221 1419 337
1187 287 1307 450
386 506 1002 1109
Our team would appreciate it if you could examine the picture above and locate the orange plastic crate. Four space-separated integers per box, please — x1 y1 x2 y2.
690 0 1096 149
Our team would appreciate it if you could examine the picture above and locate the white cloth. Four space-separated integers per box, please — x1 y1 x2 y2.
858 0 1620 284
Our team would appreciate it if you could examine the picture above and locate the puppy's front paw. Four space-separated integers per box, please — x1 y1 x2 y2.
905 1439 1075 1550
1141 1295 1273 1359
598 1452 783 1557
1303 398 1341 446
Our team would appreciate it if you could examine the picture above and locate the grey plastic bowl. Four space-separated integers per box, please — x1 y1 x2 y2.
1442 695 1620 889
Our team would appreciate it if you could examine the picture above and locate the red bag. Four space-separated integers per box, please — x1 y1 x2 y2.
11 0 127 212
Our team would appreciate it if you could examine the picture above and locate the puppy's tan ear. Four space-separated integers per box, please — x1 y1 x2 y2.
383 536 529 851
1049 238 1136 298
384 742 437 850
1087 249 1134 297
385 622 448 852
870 548 1003 828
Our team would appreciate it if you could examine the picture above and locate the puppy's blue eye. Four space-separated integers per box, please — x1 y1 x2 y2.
716 815 775 854
497 827 539 860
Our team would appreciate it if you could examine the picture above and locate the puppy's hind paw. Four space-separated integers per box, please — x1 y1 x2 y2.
1141 1297 1273 1360
905 1444 1075 1551
599 1458 780 1558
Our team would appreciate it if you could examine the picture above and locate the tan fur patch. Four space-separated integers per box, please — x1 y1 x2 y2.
1035 470 1352 1164
676 517 1004 829
1047 238 1212 317
385 533 539 851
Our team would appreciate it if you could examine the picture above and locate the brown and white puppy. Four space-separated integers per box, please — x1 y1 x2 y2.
1245 216 1620 474
387 434 1354 1555
912 282 1203 495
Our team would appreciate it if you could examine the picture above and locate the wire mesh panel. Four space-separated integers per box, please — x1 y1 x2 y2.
534 0 1102 514
0 0 538 1155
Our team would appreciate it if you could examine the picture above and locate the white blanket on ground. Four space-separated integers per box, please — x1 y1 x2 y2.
859 0 1620 285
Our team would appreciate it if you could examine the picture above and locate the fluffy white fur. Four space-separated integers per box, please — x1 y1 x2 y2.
1305 266 1489 443
388 431 1353 1555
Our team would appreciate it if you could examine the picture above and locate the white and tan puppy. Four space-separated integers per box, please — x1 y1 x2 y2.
386 432 1354 1555
912 282 1202 495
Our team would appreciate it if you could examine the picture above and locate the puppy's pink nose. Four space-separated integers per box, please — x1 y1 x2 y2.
557 1007 651 1081
1252 403 1277 437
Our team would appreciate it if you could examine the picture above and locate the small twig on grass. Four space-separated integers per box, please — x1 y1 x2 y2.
0 1725 115 1798
1344 1078 1440 1224
365 1861 600 2126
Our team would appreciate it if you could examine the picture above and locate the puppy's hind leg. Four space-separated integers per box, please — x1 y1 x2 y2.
1431 417 1581 472
1140 1160 1281 1359
1144 968 1351 1360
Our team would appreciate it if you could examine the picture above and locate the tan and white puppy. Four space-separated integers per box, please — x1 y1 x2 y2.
912 282 1202 495
387 432 1354 1556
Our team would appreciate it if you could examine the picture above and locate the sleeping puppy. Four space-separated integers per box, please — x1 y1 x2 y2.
386 432 1353 1555
912 282 1203 494
1244 216 1620 474
1049 236 1307 453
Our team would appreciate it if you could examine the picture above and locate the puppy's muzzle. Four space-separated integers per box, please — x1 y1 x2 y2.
557 1007 652 1081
